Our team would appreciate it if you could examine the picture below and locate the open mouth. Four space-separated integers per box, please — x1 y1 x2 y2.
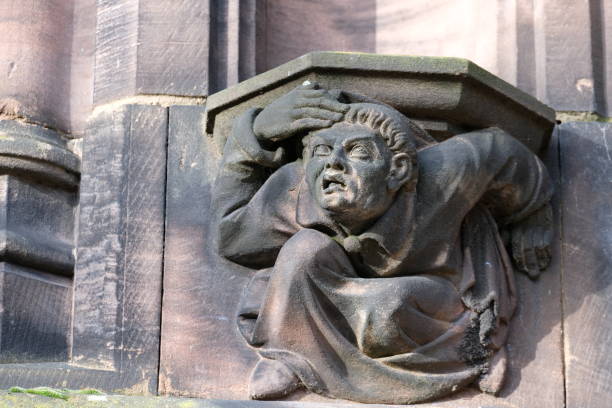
322 174 346 193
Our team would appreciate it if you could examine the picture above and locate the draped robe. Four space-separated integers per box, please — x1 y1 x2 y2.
213 108 552 404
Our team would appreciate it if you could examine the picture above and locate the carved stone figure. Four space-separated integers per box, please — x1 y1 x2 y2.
213 81 553 404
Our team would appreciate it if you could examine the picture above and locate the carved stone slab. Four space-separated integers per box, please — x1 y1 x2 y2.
159 100 564 406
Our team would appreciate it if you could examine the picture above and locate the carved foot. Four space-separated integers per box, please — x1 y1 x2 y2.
249 358 302 400
477 347 508 395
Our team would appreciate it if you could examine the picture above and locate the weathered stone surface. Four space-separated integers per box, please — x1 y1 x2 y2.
0 0 73 131
558 121 612 408
159 105 256 399
136 0 211 96
209 0 259 93
602 1 612 117
0 264 72 363
69 0 97 136
538 0 601 113
3 0 612 133
373 0 612 116
94 0 213 104
0 176 76 276
93 0 139 105
375 0 511 83
72 104 167 391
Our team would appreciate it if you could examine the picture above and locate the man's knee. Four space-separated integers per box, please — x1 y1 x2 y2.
408 276 464 321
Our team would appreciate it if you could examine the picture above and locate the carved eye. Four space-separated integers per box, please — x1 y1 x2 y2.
313 144 331 157
349 144 371 159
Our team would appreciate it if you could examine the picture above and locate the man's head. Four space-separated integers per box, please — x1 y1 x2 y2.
302 102 426 232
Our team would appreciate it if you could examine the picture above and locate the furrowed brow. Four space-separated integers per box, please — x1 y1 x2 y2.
341 135 378 147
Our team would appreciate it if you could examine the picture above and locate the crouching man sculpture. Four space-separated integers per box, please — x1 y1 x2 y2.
213 81 553 404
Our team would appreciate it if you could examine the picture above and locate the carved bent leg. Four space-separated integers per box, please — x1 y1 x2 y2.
244 228 354 400
240 228 477 404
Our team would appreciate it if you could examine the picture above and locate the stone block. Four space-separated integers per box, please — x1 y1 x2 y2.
538 0 600 113
136 0 211 96
70 0 97 136
94 0 212 104
375 0 507 82
558 121 612 408
71 104 167 391
0 175 76 276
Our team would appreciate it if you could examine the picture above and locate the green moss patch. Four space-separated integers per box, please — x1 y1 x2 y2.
8 386 104 400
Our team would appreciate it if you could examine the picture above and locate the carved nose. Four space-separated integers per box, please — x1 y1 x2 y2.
325 150 345 171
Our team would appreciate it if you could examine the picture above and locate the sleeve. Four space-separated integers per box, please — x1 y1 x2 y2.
418 127 553 226
213 108 301 268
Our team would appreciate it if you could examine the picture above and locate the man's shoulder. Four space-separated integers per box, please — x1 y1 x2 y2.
416 129 505 176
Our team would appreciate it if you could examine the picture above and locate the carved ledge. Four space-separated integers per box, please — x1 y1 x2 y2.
0 120 80 190
205 51 556 153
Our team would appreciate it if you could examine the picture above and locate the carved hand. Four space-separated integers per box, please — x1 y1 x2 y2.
253 81 349 143
510 203 553 279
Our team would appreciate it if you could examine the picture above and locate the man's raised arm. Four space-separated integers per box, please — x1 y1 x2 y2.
213 82 348 268
213 108 294 268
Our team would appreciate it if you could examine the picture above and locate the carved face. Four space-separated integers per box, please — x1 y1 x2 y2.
304 123 403 232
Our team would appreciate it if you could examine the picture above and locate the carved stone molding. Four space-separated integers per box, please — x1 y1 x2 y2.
205 52 556 152
0 120 80 363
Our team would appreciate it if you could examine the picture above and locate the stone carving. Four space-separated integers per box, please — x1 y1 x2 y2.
213 81 553 404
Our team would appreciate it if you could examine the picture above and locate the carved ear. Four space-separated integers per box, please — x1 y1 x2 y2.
387 153 413 192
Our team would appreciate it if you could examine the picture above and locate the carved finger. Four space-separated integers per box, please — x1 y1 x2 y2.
524 248 540 278
534 228 551 268
292 108 343 121
295 97 349 113
535 244 551 270
292 118 333 131
524 228 541 278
